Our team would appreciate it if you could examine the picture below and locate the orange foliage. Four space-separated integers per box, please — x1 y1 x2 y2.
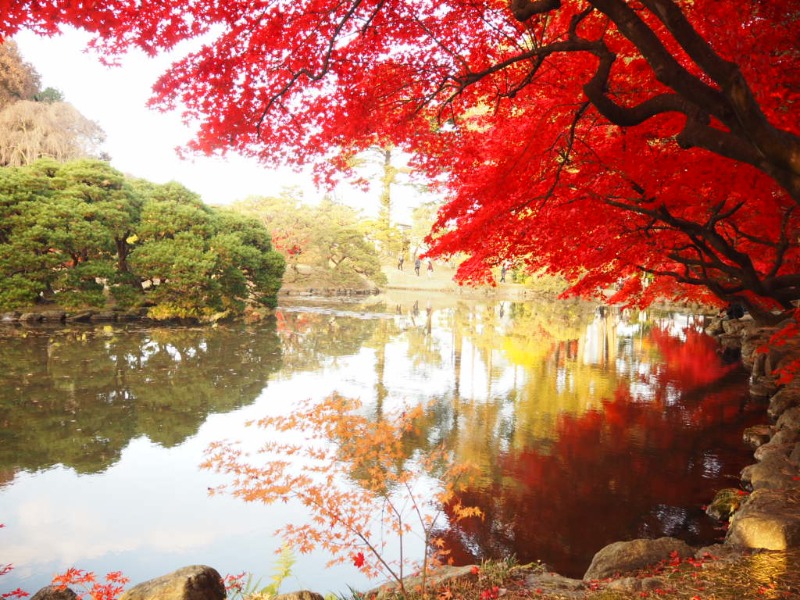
52 569 129 600
202 394 482 597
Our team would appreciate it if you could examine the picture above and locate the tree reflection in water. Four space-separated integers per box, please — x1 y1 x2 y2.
0 297 762 585
271 298 760 578
422 308 759 577
0 322 282 476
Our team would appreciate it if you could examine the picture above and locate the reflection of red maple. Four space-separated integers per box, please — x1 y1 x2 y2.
649 327 738 388
437 351 759 578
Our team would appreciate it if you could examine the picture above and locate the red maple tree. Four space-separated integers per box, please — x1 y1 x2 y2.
6 0 799 318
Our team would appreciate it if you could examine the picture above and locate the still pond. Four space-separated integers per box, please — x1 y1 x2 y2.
0 292 762 595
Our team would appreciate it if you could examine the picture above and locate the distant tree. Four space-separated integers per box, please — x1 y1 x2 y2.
344 144 413 256
134 180 215 241
312 198 387 286
0 40 39 109
0 41 105 167
0 163 56 307
232 191 315 279
0 100 106 166
128 231 221 314
408 201 441 259
212 209 286 307
56 160 144 303
129 181 285 316
232 193 386 287
34 86 64 103
0 159 140 307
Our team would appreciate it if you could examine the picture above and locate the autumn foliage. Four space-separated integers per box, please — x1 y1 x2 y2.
202 395 481 596
435 326 758 577
3 0 798 316
51 569 129 600
0 542 129 600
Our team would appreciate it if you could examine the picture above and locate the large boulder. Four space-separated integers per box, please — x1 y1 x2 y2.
791 443 800 466
89 310 118 322
39 310 66 322
726 489 800 550
722 318 750 337
119 565 225 600
753 429 799 462
583 537 693 581
765 344 800 379
749 375 779 399
740 325 776 370
274 593 325 600
740 453 800 491
742 424 773 448
368 565 476 598
776 406 800 432
523 571 585 595
704 317 724 336
31 587 78 600
705 488 748 521
768 386 800 421
66 311 94 323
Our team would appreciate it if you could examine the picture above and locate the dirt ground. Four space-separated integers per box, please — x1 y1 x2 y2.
383 260 533 299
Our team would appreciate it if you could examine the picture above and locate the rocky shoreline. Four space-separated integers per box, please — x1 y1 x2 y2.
23 313 800 600
0 307 149 325
706 315 800 550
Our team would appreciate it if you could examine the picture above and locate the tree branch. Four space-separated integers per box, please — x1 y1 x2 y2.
603 195 795 306
509 0 561 22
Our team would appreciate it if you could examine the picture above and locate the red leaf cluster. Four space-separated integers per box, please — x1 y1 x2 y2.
52 569 129 600
5 0 799 312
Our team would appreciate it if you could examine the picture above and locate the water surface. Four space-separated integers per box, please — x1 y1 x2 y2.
0 294 761 594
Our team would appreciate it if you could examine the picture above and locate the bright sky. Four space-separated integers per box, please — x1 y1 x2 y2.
13 28 436 222
12 28 329 208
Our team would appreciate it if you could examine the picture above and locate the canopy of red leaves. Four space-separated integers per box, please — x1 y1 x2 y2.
5 0 799 312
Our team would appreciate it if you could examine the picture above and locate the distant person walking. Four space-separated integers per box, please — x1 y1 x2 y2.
414 257 421 276
397 254 404 270
500 262 507 283
427 259 433 278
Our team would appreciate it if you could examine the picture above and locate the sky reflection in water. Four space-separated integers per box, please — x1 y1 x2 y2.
0 295 761 593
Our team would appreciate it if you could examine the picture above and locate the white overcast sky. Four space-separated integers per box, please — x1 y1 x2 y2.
12 28 337 208
13 28 434 222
